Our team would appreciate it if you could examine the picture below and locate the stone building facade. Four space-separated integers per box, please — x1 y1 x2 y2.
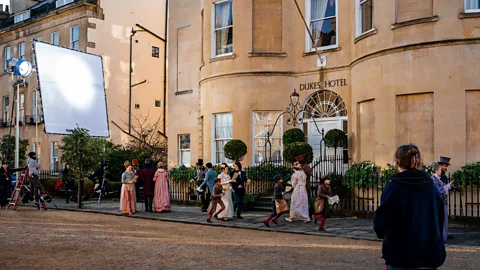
0 0 167 170
168 0 480 170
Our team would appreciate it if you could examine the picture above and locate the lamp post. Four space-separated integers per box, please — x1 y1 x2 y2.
264 89 325 162
6 58 33 173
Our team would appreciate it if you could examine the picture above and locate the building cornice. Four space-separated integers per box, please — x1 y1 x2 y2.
199 37 480 84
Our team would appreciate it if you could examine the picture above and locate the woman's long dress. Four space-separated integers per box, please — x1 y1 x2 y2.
288 171 310 221
120 171 136 214
153 169 171 212
216 172 234 219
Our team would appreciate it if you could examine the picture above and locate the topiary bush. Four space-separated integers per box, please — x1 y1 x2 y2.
224 139 248 162
324 129 347 156
282 128 305 145
283 142 314 164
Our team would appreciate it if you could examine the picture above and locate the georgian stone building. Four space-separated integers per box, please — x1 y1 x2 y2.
0 0 167 170
168 0 480 170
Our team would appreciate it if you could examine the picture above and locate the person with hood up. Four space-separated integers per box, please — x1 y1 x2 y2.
374 144 446 270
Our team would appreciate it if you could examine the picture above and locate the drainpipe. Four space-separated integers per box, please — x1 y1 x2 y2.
163 0 168 135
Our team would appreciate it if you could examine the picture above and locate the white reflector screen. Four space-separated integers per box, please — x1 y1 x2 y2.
34 41 109 137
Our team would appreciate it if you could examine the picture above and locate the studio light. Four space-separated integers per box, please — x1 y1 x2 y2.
8 58 33 77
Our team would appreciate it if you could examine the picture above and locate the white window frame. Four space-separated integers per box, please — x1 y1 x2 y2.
3 96 9 122
211 0 233 58
56 0 74 8
50 141 59 171
178 134 191 167
4 46 10 72
212 113 233 164
32 91 38 123
14 10 30 24
356 0 375 37
51 32 60 45
18 42 25 59
70 25 79 50
252 111 283 164
465 0 480 13
305 0 339 52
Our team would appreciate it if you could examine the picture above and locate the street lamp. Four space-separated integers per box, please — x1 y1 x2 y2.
264 89 326 162
7 58 34 174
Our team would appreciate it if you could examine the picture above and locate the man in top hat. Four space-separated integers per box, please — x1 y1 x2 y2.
194 158 208 211
438 156 451 185
296 155 312 198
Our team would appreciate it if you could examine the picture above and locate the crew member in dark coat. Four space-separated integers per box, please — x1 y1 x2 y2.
0 161 24 208
62 164 76 203
139 158 155 212
374 144 446 269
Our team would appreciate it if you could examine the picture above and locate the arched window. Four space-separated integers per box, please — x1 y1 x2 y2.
302 90 347 119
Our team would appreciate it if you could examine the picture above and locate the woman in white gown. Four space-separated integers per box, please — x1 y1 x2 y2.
216 163 234 221
286 162 310 222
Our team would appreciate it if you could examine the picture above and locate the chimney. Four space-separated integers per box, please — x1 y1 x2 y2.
0 4 3 12
5 5 9 13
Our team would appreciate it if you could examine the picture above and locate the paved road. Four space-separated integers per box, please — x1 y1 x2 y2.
42 198 480 248
1 208 479 270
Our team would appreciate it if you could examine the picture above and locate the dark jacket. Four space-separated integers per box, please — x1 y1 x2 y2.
139 167 156 197
440 171 449 184
317 183 332 200
273 183 285 200
302 164 312 197
373 169 446 269
230 170 246 192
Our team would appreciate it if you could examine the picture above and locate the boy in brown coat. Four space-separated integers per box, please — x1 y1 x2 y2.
207 178 226 223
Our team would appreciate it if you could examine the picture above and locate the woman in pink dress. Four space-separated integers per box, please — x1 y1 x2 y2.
120 161 136 215
153 162 171 212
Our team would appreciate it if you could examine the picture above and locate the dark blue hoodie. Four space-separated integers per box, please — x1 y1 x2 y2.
374 169 446 268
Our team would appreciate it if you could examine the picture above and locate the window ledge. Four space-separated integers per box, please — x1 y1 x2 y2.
354 28 377 44
459 12 480 19
210 53 236 63
391 15 439 30
303 46 341 56
248 52 287 58
175 89 193 96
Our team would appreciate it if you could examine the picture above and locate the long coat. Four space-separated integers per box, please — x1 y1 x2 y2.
0 167 11 207
139 167 156 197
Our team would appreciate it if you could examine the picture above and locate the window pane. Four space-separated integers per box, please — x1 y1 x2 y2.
180 150 191 166
253 111 282 163
215 1 233 29
311 17 337 47
215 27 233 56
466 0 480 10
361 0 373 33
179 134 190 150
311 0 336 20
52 32 59 45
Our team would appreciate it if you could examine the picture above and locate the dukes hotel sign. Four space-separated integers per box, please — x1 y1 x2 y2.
299 78 347 91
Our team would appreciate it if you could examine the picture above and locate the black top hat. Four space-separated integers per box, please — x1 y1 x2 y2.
438 156 451 166
196 158 204 166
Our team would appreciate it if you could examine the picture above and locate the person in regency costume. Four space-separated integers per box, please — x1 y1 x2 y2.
263 174 287 227
296 155 312 198
207 178 226 223
431 162 452 243
139 158 155 213
198 162 217 210
314 175 333 231
120 161 136 215
230 161 250 219
438 156 451 184
153 162 171 212
286 162 310 223
374 144 446 270
216 163 234 221
194 158 207 211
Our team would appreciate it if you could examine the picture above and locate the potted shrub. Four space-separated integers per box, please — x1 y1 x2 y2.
283 142 314 164
324 129 347 157
282 128 305 145
224 139 248 162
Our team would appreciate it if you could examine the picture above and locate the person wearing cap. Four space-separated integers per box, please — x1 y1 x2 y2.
438 156 451 184
139 158 155 212
296 155 312 198
193 158 207 211
263 174 286 227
